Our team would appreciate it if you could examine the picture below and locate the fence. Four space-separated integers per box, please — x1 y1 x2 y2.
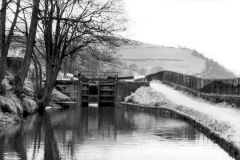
146 71 240 97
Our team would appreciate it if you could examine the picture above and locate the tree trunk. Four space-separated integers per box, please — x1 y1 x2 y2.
0 0 7 95
38 85 53 111
39 63 61 111
32 51 43 99
63 59 67 78
32 55 39 94
14 0 40 98
0 0 21 95
0 49 7 95
43 113 61 159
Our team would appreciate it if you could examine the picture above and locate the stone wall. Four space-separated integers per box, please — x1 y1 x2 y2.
55 80 79 101
116 81 149 102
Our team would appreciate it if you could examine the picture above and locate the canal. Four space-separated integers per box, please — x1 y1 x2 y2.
0 106 235 160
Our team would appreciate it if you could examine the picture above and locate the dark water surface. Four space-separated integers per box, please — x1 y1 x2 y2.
0 106 234 160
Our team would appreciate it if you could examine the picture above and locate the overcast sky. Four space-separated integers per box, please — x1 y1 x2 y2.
122 0 240 75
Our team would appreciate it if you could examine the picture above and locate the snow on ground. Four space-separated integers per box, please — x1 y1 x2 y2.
0 76 71 128
150 81 240 150
51 89 71 102
125 81 240 151
125 87 169 106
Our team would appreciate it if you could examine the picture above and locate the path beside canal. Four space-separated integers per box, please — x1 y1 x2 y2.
123 81 240 159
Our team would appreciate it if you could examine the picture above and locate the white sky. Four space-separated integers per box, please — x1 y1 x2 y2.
122 0 240 75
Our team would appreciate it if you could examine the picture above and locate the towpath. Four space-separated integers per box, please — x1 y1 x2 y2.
150 81 240 151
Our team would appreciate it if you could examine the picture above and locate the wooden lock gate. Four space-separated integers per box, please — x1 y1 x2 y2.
78 71 118 107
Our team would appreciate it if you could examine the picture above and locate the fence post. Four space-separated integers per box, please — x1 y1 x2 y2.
167 71 169 81
169 71 171 82
213 79 215 96
238 78 239 96
167 71 168 82
165 71 167 81
191 76 193 90
168 71 170 82
183 74 185 86
178 72 179 84
226 79 228 96
174 72 175 83
220 79 222 95
191 76 194 90
196 78 198 91
192 76 193 90
207 80 210 95
177 72 178 84
190 76 192 89
169 71 170 82
203 79 205 94
181 74 183 86
172 72 173 83
194 77 196 91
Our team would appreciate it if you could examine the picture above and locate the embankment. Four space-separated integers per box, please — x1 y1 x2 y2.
0 76 71 128
117 84 240 160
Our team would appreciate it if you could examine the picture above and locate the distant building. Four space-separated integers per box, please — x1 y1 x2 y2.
57 72 78 80
7 47 25 58
6 40 25 74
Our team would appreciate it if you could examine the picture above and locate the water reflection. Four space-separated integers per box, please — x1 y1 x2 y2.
0 107 234 160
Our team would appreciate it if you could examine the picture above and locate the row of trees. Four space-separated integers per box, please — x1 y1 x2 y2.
0 0 128 110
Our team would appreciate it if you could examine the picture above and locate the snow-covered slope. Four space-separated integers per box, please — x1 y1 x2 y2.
117 43 205 75
125 81 240 153
116 41 236 78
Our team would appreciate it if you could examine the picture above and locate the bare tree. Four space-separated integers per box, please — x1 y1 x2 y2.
14 0 40 98
0 0 21 95
31 0 128 110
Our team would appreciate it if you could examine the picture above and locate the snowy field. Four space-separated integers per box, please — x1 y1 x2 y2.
125 81 240 152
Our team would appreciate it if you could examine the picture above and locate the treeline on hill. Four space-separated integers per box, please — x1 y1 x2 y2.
0 0 128 111
63 55 150 77
102 60 149 77
191 50 236 78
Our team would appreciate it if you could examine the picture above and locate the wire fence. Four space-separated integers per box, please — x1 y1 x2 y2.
146 71 240 97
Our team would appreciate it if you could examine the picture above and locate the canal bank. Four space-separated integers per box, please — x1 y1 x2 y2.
118 81 240 160
0 76 72 128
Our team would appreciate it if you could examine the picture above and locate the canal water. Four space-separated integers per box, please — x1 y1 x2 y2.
0 107 235 160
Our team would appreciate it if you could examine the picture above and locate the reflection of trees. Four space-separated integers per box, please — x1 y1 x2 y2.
155 127 198 141
13 129 27 160
0 135 5 160
43 113 61 160
0 112 62 160
125 109 199 142
0 126 28 160
32 116 42 159
0 107 202 159
98 108 114 132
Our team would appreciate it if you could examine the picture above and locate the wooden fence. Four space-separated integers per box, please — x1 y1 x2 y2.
146 71 240 97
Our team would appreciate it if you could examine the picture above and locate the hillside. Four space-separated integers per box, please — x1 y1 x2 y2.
114 41 236 79
9 38 235 79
